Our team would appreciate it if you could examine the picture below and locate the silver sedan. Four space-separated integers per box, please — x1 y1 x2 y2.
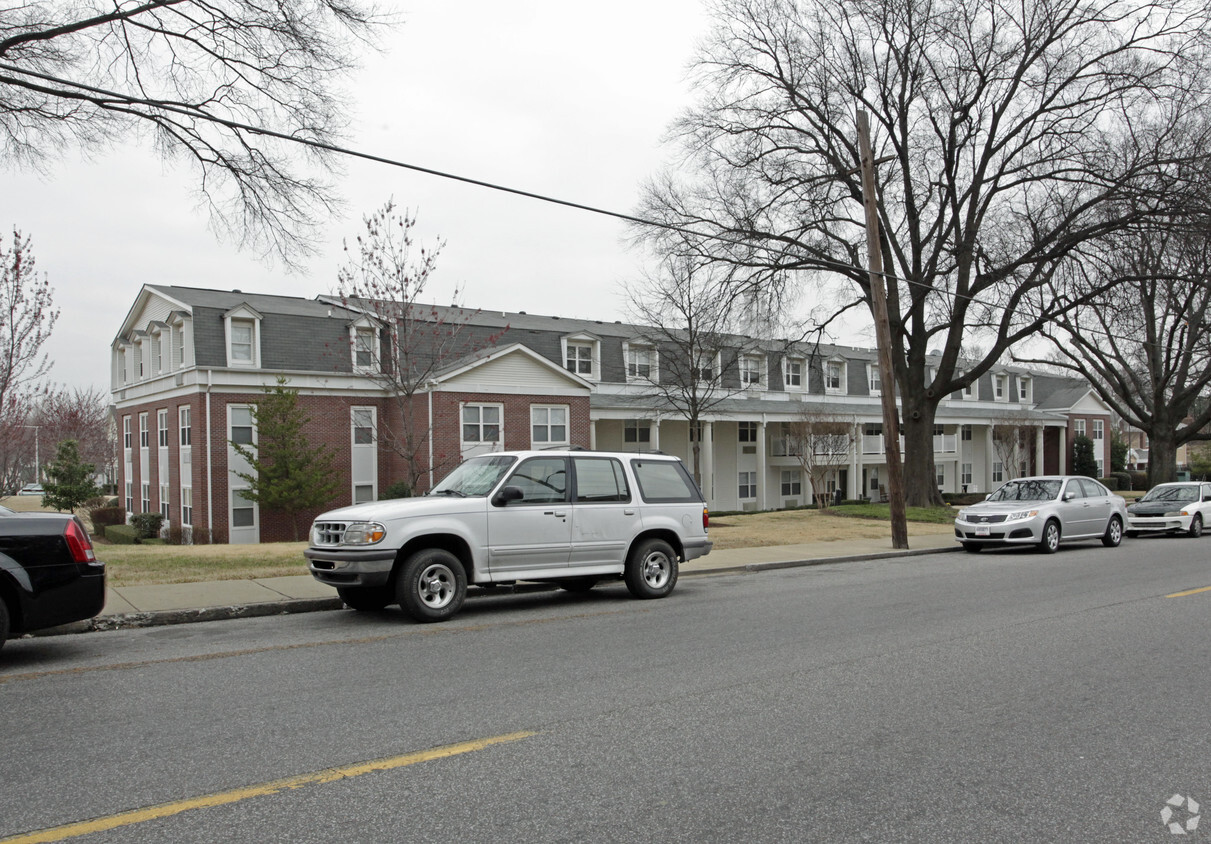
954 476 1128 553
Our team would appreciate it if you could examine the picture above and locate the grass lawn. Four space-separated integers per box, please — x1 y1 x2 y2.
98 542 311 587
830 503 958 523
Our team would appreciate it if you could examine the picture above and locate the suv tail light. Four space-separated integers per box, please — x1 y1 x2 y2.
65 518 97 563
703 507 709 531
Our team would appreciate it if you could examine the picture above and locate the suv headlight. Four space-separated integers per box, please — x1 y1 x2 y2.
342 522 387 545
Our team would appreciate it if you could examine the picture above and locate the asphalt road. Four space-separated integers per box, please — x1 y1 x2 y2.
2 537 1209 843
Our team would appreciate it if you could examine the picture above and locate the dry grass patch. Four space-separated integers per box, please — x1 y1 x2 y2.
99 542 311 586
708 508 953 551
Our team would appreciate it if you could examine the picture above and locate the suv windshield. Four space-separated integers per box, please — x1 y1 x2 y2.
989 479 1061 502
1140 484 1199 503
430 455 517 497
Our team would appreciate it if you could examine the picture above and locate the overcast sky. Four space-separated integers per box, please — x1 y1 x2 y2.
8 0 791 393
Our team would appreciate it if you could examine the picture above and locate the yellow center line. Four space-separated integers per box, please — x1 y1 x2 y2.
0 731 537 844
1166 585 1211 598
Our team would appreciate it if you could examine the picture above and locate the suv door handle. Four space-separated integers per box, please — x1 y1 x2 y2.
546 511 567 518
623 509 635 515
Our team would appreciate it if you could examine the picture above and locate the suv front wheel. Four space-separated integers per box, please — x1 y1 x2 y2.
625 538 678 599
396 549 467 622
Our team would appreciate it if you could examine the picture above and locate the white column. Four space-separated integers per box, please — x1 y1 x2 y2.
756 420 767 510
650 417 660 452
985 425 995 488
589 418 597 450
1035 427 1045 475
702 421 715 506
851 421 861 500
1058 427 1067 474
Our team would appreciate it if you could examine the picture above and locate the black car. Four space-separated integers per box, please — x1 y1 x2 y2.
0 513 106 651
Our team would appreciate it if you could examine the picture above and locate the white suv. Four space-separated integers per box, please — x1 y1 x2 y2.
305 450 713 622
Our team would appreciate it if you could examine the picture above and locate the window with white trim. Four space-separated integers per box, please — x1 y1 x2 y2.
123 416 132 450
738 471 756 499
961 463 973 485
152 333 162 374
1018 376 1031 402
868 364 880 394
159 482 170 521
230 406 255 446
531 406 568 446
936 466 945 487
125 481 132 513
1074 419 1086 437
141 482 150 513
179 406 191 446
230 319 255 364
784 357 803 389
693 353 716 382
738 421 757 442
354 485 375 504
1092 419 1104 441
626 344 655 380
157 409 169 447
172 325 184 370
353 326 377 370
740 355 763 387
623 419 650 443
963 376 977 400
993 461 1004 483
139 413 149 448
961 424 972 441
825 359 845 394
352 408 374 445
462 404 501 444
231 489 255 528
780 470 801 497
117 347 128 384
565 342 594 376
994 374 1007 401
181 486 192 526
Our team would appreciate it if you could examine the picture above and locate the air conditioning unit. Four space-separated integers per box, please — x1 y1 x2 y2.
784 499 799 508
742 501 758 511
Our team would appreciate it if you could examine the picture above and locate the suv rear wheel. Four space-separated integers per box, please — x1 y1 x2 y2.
625 538 678 599
396 549 467 622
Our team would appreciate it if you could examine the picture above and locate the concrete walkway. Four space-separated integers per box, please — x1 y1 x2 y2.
58 533 960 635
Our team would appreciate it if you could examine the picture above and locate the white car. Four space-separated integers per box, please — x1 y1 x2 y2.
1125 482 1211 537
305 450 713 622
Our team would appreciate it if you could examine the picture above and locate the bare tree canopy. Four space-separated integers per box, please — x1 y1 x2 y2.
1027 220 1211 483
640 0 1211 505
0 0 384 264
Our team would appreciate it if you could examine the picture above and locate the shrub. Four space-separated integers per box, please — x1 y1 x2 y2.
165 525 213 545
105 524 140 544
379 480 412 500
942 492 988 506
129 512 164 539
1099 476 1119 491
1129 471 1149 491
89 505 127 529
1110 471 1132 491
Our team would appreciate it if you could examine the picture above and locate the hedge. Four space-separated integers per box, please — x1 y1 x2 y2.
105 524 140 544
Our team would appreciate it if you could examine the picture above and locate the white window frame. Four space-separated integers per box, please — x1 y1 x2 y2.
868 363 880 395
159 482 170 522
738 471 757 500
1018 376 1031 403
693 352 719 383
961 463 973 485
825 359 846 395
223 305 263 368
624 342 656 382
783 357 804 390
462 403 503 445
963 375 978 400
141 482 150 513
229 405 256 447
961 424 972 441
1074 419 1087 438
738 421 758 443
157 409 169 448
230 487 257 530
780 469 802 497
994 373 1008 401
123 416 132 450
531 405 569 447
1092 419 1104 440
351 323 378 373
138 413 149 448
993 461 1004 483
179 406 192 447
351 407 375 445
180 485 193 527
561 335 599 381
740 355 765 389
623 418 651 444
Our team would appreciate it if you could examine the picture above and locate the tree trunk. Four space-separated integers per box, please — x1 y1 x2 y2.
900 392 945 507
1148 432 1179 486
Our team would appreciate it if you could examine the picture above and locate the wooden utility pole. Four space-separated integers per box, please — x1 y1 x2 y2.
857 109 909 549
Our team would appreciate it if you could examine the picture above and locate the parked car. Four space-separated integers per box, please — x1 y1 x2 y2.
1125 482 1211 538
16 484 43 496
0 513 106 651
305 450 713 622
954 475 1127 553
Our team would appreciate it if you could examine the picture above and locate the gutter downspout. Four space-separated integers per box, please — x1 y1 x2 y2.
205 369 214 535
427 385 434 492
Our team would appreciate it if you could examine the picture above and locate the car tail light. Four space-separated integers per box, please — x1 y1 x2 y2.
65 518 97 563
703 507 709 531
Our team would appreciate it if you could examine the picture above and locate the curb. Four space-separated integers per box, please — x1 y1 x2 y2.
27 545 960 638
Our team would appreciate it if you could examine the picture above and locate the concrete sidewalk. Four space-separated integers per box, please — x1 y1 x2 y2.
61 533 960 635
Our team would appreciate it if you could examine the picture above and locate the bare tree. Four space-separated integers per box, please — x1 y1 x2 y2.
336 200 502 493
34 384 114 477
991 412 1040 482
625 247 755 484
638 0 1211 507
1022 220 1211 484
783 404 856 509
0 1 384 264
0 229 57 492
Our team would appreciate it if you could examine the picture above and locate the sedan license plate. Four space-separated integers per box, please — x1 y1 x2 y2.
975 525 990 537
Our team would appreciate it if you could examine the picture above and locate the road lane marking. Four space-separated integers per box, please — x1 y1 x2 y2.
1166 585 1211 598
0 731 537 844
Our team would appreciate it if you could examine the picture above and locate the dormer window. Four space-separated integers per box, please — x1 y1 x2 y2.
693 352 717 382
561 333 600 381
994 373 1008 401
224 304 263 368
349 319 380 373
963 378 977 400
784 357 804 390
825 358 846 394
740 354 763 387
1018 376 1031 403
868 363 880 395
626 343 656 381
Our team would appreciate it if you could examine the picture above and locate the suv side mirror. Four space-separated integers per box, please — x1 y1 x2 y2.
493 485 524 506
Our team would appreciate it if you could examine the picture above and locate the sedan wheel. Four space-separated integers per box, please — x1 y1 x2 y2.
1038 520 1061 554
1101 515 1123 548
1189 514 1203 538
